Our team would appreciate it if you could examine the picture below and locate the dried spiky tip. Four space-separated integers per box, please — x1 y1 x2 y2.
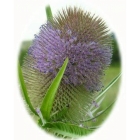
28 7 112 91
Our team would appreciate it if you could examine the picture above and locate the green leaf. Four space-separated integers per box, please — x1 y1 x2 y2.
40 58 69 121
80 100 115 123
79 73 121 123
46 121 93 138
95 73 121 101
18 62 38 116
46 5 53 21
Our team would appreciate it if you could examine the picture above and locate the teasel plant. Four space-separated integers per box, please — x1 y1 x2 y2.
18 5 121 139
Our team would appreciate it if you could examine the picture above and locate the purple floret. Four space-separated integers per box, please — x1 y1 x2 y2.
28 22 112 92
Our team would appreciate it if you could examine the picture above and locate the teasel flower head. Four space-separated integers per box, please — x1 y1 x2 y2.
22 7 113 125
28 7 112 92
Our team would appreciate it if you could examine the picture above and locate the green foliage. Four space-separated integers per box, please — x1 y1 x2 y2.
46 121 93 138
111 33 121 66
95 73 121 101
80 99 115 123
40 58 69 121
18 62 38 116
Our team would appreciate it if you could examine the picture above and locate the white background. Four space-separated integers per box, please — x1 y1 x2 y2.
1 0 138 140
